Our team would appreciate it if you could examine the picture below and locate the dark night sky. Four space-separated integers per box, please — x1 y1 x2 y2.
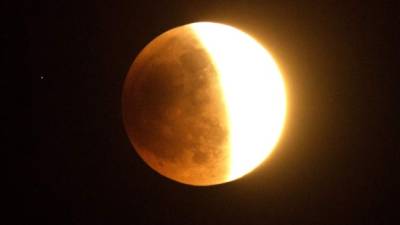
29 0 398 224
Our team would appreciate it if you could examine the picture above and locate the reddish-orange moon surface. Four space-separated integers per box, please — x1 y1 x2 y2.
122 22 286 186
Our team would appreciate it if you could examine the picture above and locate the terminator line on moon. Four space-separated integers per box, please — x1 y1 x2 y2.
122 22 287 186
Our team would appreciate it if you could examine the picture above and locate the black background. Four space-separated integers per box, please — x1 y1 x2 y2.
29 0 398 224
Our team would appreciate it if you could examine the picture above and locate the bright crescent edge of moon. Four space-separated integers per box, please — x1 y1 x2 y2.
191 22 287 182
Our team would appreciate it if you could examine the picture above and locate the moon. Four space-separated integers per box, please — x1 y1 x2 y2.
122 22 286 186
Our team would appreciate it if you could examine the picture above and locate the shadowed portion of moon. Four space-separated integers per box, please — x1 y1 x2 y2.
122 25 230 185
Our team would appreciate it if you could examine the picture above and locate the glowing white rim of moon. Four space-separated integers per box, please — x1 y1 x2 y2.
191 22 287 182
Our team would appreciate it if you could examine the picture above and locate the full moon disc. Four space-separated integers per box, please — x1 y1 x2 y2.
122 22 286 186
